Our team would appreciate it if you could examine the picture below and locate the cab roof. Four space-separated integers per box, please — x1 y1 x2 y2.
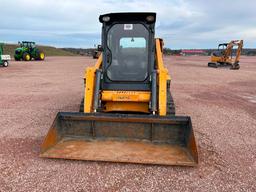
22 41 35 44
218 43 228 47
99 12 156 24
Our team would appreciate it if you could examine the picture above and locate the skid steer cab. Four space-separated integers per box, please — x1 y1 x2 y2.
41 13 198 166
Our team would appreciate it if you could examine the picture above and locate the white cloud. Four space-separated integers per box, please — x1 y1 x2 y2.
0 0 255 48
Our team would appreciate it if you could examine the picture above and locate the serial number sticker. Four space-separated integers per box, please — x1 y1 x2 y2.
124 24 133 30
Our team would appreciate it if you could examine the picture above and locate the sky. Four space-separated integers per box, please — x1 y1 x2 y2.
0 0 255 49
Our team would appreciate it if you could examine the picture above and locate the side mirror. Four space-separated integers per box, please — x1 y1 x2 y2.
98 45 103 51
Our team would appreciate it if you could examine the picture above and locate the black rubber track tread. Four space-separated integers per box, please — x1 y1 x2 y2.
166 81 176 115
79 98 84 112
167 92 175 115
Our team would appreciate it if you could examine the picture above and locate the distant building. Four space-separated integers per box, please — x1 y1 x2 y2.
181 50 206 56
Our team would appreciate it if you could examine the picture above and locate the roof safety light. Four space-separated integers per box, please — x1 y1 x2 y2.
102 16 110 22
146 15 154 22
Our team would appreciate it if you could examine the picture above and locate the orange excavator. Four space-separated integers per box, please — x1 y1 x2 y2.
208 40 243 70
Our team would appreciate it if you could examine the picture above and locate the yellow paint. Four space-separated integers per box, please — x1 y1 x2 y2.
155 38 170 116
95 53 102 68
103 102 149 113
210 40 243 66
40 53 45 60
83 39 171 116
84 54 102 112
25 54 30 61
101 91 150 102
211 55 232 63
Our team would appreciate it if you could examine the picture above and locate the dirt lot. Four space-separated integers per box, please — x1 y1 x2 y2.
0 56 255 191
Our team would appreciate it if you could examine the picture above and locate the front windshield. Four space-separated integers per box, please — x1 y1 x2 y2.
107 23 149 81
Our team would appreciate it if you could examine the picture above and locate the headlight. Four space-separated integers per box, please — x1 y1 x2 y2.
102 16 110 22
146 15 154 22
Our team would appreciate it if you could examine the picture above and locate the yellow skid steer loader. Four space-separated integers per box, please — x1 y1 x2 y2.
40 13 198 166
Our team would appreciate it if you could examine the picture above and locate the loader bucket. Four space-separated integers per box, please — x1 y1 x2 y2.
40 112 198 166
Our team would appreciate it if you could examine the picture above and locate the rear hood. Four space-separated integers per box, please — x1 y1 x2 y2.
15 48 23 51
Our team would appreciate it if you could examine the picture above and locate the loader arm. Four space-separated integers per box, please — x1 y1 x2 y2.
155 38 171 116
83 53 102 113
223 41 234 61
223 40 243 64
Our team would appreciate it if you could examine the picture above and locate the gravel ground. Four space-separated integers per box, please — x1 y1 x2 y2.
0 56 255 192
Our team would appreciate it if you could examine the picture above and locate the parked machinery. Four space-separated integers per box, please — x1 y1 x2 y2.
208 40 243 70
40 13 198 166
14 41 45 61
0 43 11 67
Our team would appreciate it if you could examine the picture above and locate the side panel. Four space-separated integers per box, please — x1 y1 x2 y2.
211 55 221 62
1 55 11 60
101 91 150 102
101 91 151 113
211 55 232 64
104 102 149 113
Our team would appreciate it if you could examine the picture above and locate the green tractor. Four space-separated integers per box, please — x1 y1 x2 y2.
0 43 11 67
14 41 45 61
